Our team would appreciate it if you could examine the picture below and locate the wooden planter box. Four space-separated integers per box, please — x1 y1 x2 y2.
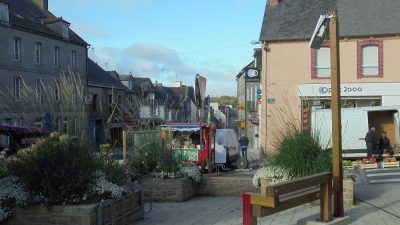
142 176 197 202
5 191 144 225
361 163 378 169
382 161 400 168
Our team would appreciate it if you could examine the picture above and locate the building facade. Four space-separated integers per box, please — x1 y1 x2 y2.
236 48 262 159
259 0 400 154
87 59 128 149
0 0 88 136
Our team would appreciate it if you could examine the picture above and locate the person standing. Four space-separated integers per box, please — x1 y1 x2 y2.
365 127 377 159
239 135 249 159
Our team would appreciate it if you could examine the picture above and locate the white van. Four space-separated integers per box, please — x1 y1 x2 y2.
214 129 240 165
311 106 400 158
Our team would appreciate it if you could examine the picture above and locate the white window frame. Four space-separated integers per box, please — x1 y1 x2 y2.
14 77 21 101
316 47 331 78
35 42 41 65
361 45 379 76
71 50 76 69
35 79 42 102
13 37 21 61
54 46 60 68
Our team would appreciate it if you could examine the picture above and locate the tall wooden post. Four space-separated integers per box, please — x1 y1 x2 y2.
329 10 344 217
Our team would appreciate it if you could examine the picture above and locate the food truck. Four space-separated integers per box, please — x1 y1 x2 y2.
161 123 215 171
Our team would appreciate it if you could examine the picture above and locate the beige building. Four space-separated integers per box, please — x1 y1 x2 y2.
259 0 400 154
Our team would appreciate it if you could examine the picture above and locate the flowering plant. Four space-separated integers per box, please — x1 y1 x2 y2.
0 176 28 222
252 165 294 188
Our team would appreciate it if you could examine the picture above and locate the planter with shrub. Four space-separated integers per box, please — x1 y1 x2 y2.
0 133 144 224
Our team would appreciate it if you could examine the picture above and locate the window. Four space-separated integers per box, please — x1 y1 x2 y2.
117 94 122 105
55 80 60 102
0 3 9 22
71 118 76 135
54 46 60 68
35 43 41 65
62 117 68 134
357 40 383 78
362 46 378 76
61 23 69 39
35 79 42 102
34 117 43 128
54 116 60 132
316 47 330 77
71 50 76 69
108 94 113 105
14 77 21 101
13 38 21 61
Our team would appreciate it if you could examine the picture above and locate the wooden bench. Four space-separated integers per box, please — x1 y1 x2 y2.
242 172 332 225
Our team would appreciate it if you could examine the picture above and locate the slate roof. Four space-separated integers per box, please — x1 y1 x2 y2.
260 0 400 42
1 0 87 46
132 77 155 93
87 59 127 90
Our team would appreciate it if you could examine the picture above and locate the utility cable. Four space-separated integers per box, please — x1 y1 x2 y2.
357 198 400 220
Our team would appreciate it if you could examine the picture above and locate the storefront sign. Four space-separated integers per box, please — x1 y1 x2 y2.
299 83 400 97
245 68 260 82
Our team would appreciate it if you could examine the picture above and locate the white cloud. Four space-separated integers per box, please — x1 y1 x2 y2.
89 44 237 96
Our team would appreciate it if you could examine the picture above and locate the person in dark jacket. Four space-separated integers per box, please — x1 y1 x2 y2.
378 131 394 161
239 135 249 159
365 127 376 158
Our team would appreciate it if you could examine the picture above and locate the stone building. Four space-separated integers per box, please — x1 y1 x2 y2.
236 48 262 159
0 0 88 136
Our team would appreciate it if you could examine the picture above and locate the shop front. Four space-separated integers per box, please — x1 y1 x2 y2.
299 83 400 129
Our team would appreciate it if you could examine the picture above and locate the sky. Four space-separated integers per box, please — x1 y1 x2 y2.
50 0 266 97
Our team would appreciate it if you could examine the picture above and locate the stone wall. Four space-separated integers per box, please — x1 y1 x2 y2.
343 178 354 208
142 177 197 202
5 204 97 225
197 176 258 196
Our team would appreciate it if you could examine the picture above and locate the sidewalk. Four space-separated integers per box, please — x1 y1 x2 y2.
136 183 400 225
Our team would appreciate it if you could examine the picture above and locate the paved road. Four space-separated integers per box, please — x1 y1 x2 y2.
137 182 400 225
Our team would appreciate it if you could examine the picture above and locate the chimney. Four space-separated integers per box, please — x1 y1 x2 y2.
33 0 48 11
269 0 281 7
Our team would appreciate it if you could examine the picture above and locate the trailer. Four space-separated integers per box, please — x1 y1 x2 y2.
161 123 216 172
311 106 400 158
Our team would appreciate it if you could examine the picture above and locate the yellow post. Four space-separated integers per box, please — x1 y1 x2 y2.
329 10 344 217
123 131 127 163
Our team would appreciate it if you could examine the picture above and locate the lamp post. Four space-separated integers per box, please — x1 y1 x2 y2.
309 10 344 218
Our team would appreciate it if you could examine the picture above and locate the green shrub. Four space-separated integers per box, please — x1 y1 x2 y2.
128 135 162 177
7 133 97 205
269 124 331 177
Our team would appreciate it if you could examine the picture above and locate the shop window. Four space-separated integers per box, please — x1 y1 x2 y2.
357 40 383 78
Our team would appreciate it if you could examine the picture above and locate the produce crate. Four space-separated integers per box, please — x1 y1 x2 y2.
382 161 400 168
343 165 354 170
361 163 378 169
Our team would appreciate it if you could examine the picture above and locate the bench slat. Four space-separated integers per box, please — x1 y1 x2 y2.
254 192 320 217
271 172 331 196
279 187 320 202
250 195 276 208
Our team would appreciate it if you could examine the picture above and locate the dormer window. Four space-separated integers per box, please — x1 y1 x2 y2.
0 3 9 22
61 22 69 39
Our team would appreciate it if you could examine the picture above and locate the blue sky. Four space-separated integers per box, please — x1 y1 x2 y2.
50 0 266 96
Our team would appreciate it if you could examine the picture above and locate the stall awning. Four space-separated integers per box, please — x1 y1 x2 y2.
161 123 208 132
